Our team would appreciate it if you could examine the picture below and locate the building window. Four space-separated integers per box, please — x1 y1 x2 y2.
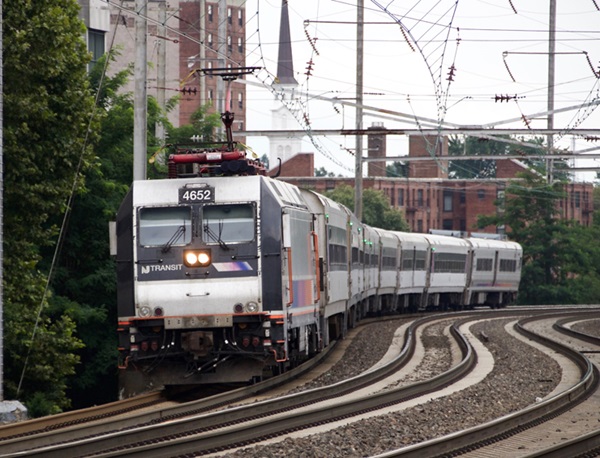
478 189 485 199
88 29 105 70
237 37 243 53
442 219 453 230
417 220 423 232
208 5 213 22
228 7 232 24
208 33 213 49
575 191 581 208
443 190 453 212
459 190 466 204
238 9 243 26
207 61 213 78
227 35 232 53
417 189 423 207
398 189 404 206
238 93 243 109
207 89 213 101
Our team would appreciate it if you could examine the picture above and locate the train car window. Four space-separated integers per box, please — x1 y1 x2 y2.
476 258 494 271
414 250 427 270
382 247 397 270
499 259 517 272
328 243 347 271
139 207 192 247
432 252 467 273
401 250 414 271
202 204 255 243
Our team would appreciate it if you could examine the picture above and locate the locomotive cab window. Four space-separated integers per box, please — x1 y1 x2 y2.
139 207 192 247
202 204 255 244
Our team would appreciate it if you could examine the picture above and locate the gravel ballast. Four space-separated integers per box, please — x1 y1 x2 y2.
227 316 563 458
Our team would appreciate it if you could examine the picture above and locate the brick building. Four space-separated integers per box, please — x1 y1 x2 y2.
101 0 247 131
274 134 594 235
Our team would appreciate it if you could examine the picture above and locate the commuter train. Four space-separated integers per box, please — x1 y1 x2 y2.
114 136 522 398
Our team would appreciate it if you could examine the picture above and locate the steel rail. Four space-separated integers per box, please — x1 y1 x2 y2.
2 313 472 458
0 330 340 454
372 310 600 458
0 390 165 440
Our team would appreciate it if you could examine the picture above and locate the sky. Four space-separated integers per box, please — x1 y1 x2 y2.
241 0 600 180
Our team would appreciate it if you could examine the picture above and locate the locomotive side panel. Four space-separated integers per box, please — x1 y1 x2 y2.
116 188 135 319
259 180 284 312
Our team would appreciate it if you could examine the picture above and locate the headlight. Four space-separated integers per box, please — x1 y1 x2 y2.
246 301 259 313
184 249 211 267
138 306 152 317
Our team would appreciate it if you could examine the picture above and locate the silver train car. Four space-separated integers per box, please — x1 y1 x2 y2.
115 150 522 397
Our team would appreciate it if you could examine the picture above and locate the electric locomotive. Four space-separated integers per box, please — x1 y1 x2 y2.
115 138 324 397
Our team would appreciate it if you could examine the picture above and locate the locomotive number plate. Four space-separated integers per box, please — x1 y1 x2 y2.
165 315 233 329
179 186 215 203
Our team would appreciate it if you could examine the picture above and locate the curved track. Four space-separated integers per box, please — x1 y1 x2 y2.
374 309 600 458
1 308 599 458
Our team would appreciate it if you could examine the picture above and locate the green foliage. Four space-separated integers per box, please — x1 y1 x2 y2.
478 172 600 305
324 185 410 231
50 51 174 407
314 166 336 177
386 161 408 178
448 135 507 178
166 104 222 144
448 135 571 181
592 186 600 227
3 0 96 415
147 104 222 178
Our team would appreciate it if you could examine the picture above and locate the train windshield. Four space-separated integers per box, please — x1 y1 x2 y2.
138 207 192 247
202 204 255 244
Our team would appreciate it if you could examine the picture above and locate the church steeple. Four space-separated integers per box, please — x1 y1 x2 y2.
269 0 303 170
276 0 297 85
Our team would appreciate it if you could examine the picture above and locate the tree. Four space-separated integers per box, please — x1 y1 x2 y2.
47 54 138 408
314 166 336 177
478 172 600 304
146 103 222 178
325 185 410 231
448 135 571 181
448 135 507 179
50 55 228 408
386 161 408 178
593 186 600 227
3 0 97 414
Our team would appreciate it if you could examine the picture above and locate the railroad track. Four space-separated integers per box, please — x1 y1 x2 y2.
1 308 598 458
0 313 466 457
372 310 600 458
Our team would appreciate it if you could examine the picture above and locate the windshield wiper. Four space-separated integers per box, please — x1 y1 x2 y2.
203 222 230 250
161 225 186 253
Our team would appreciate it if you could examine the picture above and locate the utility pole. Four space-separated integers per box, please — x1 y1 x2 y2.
0 0 4 402
217 0 227 135
547 0 556 183
134 0 148 181
155 0 166 145
199 0 206 106
354 0 364 219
